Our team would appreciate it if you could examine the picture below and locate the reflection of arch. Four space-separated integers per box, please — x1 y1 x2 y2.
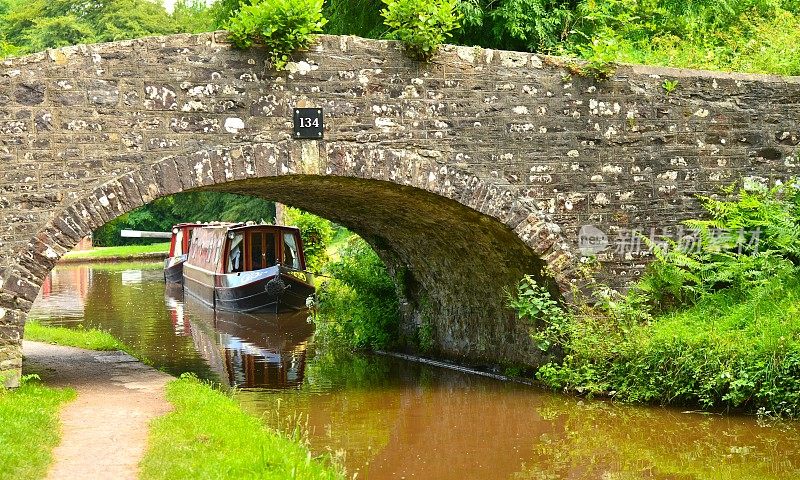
9 142 571 370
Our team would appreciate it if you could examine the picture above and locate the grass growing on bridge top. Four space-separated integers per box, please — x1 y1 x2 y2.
0 376 75 480
139 375 344 480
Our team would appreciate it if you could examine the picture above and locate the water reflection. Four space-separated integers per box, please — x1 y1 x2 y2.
164 286 313 389
29 262 800 480
29 262 315 388
243 357 800 480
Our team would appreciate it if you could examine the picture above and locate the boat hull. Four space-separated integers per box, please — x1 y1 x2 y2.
183 263 314 313
164 255 187 283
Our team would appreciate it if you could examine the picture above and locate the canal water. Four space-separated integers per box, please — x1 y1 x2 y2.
28 262 800 479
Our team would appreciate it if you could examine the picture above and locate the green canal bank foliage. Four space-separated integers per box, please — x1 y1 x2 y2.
510 181 800 417
139 374 344 480
272 209 400 352
315 235 400 350
24 320 130 352
0 376 75 480
60 242 170 261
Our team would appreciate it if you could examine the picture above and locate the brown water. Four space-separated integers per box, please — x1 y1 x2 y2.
29 262 800 479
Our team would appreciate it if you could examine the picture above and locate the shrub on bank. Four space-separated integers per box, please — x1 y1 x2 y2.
510 181 800 417
314 236 400 350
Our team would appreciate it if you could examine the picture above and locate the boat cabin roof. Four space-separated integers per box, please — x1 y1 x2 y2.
228 224 301 234
172 222 207 230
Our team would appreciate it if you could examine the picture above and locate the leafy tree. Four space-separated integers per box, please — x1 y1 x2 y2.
171 0 216 34
456 0 579 53
93 192 275 246
323 0 385 38
0 0 215 55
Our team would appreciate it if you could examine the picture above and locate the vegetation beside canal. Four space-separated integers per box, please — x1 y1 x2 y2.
139 375 344 480
0 376 75 480
24 321 129 353
61 242 170 262
512 182 800 417
315 236 400 351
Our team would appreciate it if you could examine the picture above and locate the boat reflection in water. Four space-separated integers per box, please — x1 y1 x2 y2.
164 284 314 389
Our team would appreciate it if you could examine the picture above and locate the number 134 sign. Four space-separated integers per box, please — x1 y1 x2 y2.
293 108 323 139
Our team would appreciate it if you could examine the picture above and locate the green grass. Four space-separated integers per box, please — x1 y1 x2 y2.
537 269 800 416
24 321 128 352
0 376 75 480
139 375 344 480
61 242 170 261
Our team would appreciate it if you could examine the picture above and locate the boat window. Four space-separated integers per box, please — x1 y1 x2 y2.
227 233 244 273
266 233 277 267
251 232 263 270
283 232 300 269
173 229 184 256
248 231 278 270
186 228 193 253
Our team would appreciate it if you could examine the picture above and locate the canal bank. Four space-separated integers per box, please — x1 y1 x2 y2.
59 243 170 264
18 336 344 479
23 341 171 480
21 260 800 479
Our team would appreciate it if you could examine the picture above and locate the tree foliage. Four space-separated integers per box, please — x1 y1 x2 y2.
0 0 215 55
93 192 275 246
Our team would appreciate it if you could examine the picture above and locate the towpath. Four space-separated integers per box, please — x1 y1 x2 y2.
23 341 172 480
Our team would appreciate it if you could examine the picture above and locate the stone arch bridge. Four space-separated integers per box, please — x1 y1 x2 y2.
1 33 798 386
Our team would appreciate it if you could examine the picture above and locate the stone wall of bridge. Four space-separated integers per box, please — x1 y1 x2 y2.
1 32 798 385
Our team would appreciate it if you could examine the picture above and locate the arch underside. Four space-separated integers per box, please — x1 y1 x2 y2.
205 175 554 365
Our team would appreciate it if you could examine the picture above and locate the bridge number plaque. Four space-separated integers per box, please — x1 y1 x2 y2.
293 108 323 139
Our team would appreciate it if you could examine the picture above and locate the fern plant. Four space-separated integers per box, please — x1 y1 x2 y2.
636 180 800 311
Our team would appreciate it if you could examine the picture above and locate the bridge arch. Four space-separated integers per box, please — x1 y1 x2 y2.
2 141 571 386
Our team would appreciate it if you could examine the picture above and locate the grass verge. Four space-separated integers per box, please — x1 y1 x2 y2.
61 242 170 261
0 376 75 480
24 321 128 352
139 375 344 480
537 269 800 416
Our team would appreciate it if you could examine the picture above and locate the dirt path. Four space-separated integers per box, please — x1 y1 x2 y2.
23 341 173 480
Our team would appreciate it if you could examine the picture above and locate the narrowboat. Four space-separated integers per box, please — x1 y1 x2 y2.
164 223 201 283
182 223 315 312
